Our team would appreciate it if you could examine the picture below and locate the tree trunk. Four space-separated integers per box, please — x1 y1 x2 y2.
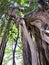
21 28 32 65
21 19 38 65
34 26 49 65
0 19 11 65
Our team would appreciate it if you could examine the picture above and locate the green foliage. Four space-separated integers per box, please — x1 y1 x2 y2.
8 22 18 41
0 0 38 16
0 0 38 65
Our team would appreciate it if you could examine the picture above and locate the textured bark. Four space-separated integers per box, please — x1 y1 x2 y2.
21 19 38 65
30 11 49 65
33 27 49 65
21 28 32 65
34 27 46 65
5 7 49 65
24 9 49 65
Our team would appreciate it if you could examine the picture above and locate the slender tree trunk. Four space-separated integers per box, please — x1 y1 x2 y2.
0 19 11 65
0 21 5 35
